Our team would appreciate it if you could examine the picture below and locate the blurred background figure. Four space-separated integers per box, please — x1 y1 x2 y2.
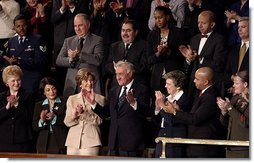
0 0 20 92
20 0 53 74
0 65 35 152
32 77 68 154
64 68 105 156
224 0 249 46
217 70 249 158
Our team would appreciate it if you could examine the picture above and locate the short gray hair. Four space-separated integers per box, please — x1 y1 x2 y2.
115 60 135 73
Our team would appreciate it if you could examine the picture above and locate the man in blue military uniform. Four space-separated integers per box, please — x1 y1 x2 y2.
3 14 47 96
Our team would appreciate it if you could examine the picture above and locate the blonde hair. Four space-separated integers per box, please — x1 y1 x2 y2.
75 68 95 86
2 65 23 84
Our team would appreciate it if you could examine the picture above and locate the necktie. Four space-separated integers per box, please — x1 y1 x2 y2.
118 86 127 108
78 37 84 51
200 34 208 38
126 0 133 8
124 43 130 60
19 37 25 46
238 43 246 72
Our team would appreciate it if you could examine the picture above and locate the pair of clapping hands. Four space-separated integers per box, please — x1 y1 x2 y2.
6 95 19 110
40 109 55 122
155 91 180 114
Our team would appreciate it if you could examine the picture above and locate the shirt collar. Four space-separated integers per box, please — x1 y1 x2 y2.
166 90 184 102
122 79 134 93
241 41 249 48
42 97 61 106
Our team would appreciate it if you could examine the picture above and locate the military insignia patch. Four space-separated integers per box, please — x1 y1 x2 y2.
39 46 47 52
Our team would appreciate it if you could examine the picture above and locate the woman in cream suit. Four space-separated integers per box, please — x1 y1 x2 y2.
64 68 105 156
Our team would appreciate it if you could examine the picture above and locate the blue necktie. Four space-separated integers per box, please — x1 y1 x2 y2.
118 86 127 108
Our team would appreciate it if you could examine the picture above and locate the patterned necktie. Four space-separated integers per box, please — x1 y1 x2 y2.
118 86 127 108
238 43 246 72
124 43 130 60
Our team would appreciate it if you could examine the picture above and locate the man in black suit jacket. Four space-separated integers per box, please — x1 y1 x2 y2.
224 17 249 97
160 67 227 157
179 10 227 103
105 19 149 95
93 61 150 157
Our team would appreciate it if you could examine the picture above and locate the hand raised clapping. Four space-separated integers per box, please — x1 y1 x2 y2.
6 95 19 110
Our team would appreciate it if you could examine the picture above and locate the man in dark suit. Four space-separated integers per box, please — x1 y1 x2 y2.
224 17 249 97
159 67 227 158
4 14 47 96
179 10 227 103
105 19 149 96
93 61 150 157
56 13 104 97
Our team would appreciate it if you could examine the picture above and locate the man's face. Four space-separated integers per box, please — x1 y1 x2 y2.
238 20 249 40
115 66 132 86
198 14 214 34
121 23 137 44
193 72 206 91
74 16 90 37
14 19 28 37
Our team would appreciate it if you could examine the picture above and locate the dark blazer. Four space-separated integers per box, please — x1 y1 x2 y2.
0 89 34 152
220 94 249 158
155 92 190 158
147 28 186 92
93 81 150 152
174 85 227 157
6 34 47 93
186 31 227 101
32 97 68 154
105 38 149 87
224 43 249 94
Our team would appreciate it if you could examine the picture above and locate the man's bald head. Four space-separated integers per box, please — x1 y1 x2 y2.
196 67 214 83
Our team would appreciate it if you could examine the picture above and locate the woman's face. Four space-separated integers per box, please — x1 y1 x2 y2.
81 76 94 92
165 78 178 95
6 75 21 92
233 76 248 95
26 0 38 7
154 10 169 29
44 84 57 101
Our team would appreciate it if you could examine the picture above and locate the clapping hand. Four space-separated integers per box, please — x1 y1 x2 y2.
6 95 19 110
126 89 136 105
179 45 197 62
155 91 165 109
83 88 96 105
40 109 48 122
216 97 231 115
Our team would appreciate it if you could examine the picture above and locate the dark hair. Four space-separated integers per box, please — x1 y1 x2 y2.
122 19 139 32
154 6 176 28
39 77 60 97
13 14 27 25
163 70 187 89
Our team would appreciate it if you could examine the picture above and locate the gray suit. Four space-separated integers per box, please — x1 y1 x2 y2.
56 32 104 97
